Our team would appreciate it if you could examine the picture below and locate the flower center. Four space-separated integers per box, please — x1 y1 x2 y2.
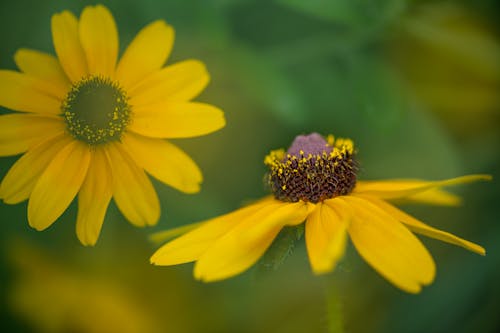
62 75 131 145
265 133 358 203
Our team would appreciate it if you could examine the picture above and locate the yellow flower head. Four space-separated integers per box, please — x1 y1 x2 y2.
0 5 225 245
151 133 489 293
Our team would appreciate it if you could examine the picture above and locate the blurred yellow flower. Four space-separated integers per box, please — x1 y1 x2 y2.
7 240 164 333
151 133 489 293
0 5 225 245
389 2 500 134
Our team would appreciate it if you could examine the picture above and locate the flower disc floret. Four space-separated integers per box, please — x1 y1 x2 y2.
62 75 131 145
265 133 358 203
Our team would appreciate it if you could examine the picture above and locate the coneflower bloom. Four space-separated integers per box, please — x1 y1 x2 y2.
0 5 225 245
151 133 488 293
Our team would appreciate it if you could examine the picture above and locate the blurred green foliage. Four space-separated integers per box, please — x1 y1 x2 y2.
1 0 499 332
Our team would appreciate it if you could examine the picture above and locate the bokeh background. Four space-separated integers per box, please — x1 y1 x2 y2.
1 0 499 332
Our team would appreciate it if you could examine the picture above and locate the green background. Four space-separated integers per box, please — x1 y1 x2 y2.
1 0 499 332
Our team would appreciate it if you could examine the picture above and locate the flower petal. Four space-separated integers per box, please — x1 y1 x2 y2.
0 70 62 114
129 60 209 105
116 20 174 90
305 202 348 274
194 200 310 282
76 148 112 246
343 196 436 294
28 140 91 231
14 48 71 96
364 196 485 255
121 132 202 193
129 102 225 139
0 114 65 156
353 175 492 200
79 5 118 77
151 197 275 266
394 188 462 206
51 10 88 82
105 142 159 227
243 200 312 242
0 134 72 204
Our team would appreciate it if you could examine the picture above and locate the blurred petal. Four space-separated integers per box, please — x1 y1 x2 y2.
28 140 91 230
105 143 159 227
116 20 174 89
79 5 118 76
305 202 348 274
121 132 202 193
129 102 225 139
151 197 275 265
194 200 309 282
353 175 491 200
364 196 485 255
129 60 209 105
76 148 112 246
0 70 62 114
343 196 436 294
14 48 70 94
0 114 65 156
0 134 72 204
51 10 88 82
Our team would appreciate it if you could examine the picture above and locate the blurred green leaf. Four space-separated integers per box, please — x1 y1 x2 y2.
277 0 407 30
348 55 406 131
234 47 308 126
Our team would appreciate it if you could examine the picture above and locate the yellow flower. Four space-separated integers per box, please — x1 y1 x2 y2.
151 133 489 293
0 5 225 245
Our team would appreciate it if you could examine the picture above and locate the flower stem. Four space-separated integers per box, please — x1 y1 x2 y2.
325 278 344 333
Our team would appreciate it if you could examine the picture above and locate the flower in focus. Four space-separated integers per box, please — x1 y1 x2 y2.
0 5 225 245
151 133 489 293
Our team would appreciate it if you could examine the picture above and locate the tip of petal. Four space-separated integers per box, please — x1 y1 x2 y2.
28 217 49 231
474 245 486 256
180 182 202 194
149 256 159 265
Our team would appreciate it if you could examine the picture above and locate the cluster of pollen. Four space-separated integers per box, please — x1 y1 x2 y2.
265 133 358 203
62 75 131 145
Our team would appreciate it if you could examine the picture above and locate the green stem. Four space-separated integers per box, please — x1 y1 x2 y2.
325 278 344 333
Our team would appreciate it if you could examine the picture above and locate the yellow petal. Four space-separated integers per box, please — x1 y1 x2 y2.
129 102 225 139
105 143 160 227
116 20 174 89
394 188 462 206
76 148 112 246
0 134 72 204
343 196 436 294
0 70 62 114
79 5 118 77
149 221 205 245
353 175 492 200
129 60 209 105
194 200 309 282
51 10 88 82
0 114 65 156
28 140 91 231
305 202 348 274
14 48 71 95
151 197 275 265
357 179 462 206
243 200 312 242
121 132 202 193
363 196 485 255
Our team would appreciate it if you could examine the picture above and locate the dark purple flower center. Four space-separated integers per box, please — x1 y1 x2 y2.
265 133 358 203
